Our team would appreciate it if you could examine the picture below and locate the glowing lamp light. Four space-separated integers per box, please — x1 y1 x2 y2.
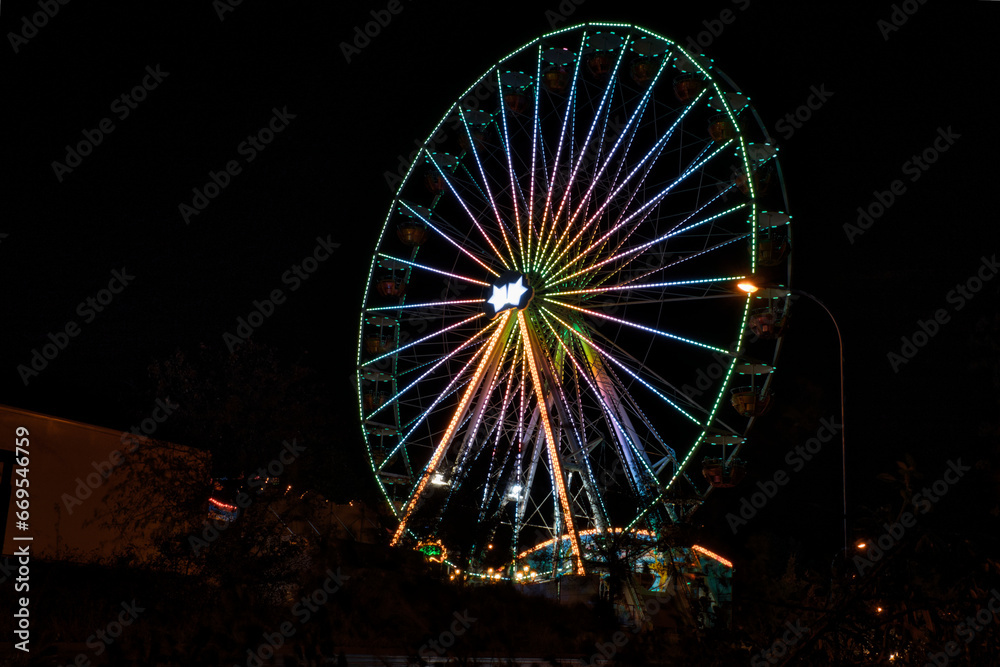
737 280 759 294
484 272 533 317
856 542 867 550
431 472 449 486
507 484 522 499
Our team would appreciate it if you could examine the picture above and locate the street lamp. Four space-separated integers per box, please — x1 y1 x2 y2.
737 278 847 556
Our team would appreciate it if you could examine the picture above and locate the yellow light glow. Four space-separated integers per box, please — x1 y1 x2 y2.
856 542 867 550
737 281 759 294
692 544 733 568
518 310 585 575
515 527 655 559
390 313 512 546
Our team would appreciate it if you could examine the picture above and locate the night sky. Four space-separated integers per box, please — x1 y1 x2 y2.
4 0 997 560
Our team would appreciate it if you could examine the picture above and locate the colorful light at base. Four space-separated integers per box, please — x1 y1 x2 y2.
518 309 585 575
692 544 733 568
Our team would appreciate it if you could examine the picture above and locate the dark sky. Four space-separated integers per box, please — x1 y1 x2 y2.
4 1 997 556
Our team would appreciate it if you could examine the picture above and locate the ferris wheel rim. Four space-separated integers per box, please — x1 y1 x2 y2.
357 21 792 573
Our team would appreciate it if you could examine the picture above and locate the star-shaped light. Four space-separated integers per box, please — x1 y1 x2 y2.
488 276 529 314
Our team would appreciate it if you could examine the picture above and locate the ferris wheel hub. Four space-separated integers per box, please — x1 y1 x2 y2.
484 272 534 318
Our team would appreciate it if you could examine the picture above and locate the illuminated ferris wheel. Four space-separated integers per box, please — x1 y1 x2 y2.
357 22 792 577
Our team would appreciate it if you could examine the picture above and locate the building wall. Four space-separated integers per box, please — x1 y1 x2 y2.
0 404 208 563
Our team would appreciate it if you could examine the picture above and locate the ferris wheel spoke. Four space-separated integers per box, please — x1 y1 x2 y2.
540 299 728 356
540 87 709 279
625 233 753 286
365 309 486 367
366 298 486 313
541 53 672 273
490 111 534 249
549 198 749 287
594 139 732 253
518 310 585 574
435 333 516 527
391 312 514 547
424 150 514 270
555 310 709 428
548 201 748 291
363 317 504 422
546 138 718 288
525 46 546 270
477 367 522 522
492 70 532 270
537 310 663 483
546 275 744 300
398 200 500 277
535 30 588 275
376 253 491 289
457 106 522 271
380 363 479 477
544 366 611 531
538 45 628 268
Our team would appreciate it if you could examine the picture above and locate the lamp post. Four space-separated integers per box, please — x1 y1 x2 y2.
736 280 847 557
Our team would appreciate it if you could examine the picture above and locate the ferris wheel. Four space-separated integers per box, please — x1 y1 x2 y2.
357 22 792 577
